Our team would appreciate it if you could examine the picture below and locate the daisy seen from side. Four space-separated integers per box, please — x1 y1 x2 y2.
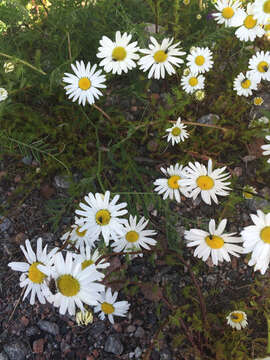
165 117 189 146
212 0 245 27
184 219 243 265
178 159 231 205
0 88 8 102
241 210 270 274
248 50 270 82
253 0 270 25
233 72 259 97
138 37 186 79
111 214 157 254
96 31 140 75
153 163 190 203
181 73 205 94
38 251 105 315
186 47 214 74
8 238 58 305
242 185 257 199
75 191 128 246
94 287 130 324
226 311 248 330
62 60 106 106
261 135 270 163
235 3 265 42
61 216 97 249
253 96 264 105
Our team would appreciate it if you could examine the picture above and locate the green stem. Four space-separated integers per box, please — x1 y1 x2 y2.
266 314 270 354
0 52 46 75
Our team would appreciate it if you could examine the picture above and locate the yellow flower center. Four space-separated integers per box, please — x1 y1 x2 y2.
78 77 91 90
112 46 127 61
243 191 253 199
205 235 224 249
153 50 168 63
172 127 181 136
231 312 244 323
75 226 87 237
257 61 269 73
81 259 94 270
244 15 257 29
101 302 115 314
196 175 214 190
265 24 270 31
241 79 251 89
222 7 234 19
28 261 46 284
95 209 111 226
189 77 198 86
254 97 263 106
167 175 180 189
260 226 270 244
57 274 80 297
263 0 270 14
125 230 139 243
195 55 205 66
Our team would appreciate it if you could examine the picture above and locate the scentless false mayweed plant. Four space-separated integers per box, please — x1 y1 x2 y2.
1 0 270 358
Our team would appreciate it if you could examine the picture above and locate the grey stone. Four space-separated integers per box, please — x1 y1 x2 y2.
197 113 220 125
160 349 172 360
0 352 9 360
134 347 142 358
126 325 136 333
104 335 124 355
0 217 12 233
37 320 59 336
25 325 40 337
88 321 105 337
134 326 145 338
3 341 28 360
54 175 71 189
21 155 32 165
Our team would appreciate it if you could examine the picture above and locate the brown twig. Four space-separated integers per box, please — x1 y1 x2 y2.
92 104 112 121
8 287 26 322
67 32 72 60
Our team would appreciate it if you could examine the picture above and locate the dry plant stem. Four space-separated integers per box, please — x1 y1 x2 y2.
266 314 270 354
0 52 46 75
8 287 26 322
153 0 159 33
67 32 72 60
181 120 228 133
92 104 112 121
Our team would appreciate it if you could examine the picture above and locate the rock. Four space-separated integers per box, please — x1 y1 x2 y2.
33 338 45 354
160 349 172 360
0 217 12 233
26 326 40 337
3 340 28 360
22 155 32 165
0 352 9 360
54 175 71 189
88 321 106 338
104 335 124 355
126 325 136 333
197 113 220 125
134 347 142 359
134 326 145 338
37 320 59 336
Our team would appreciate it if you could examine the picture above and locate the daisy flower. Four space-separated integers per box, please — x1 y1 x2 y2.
248 50 270 82
0 88 8 102
186 47 214 74
153 163 190 203
233 72 259 97
195 89 206 101
111 215 157 253
261 135 270 163
74 244 110 271
94 287 130 324
242 185 257 199
253 0 270 25
253 96 264 106
96 31 139 75
138 37 186 79
241 210 270 274
179 159 231 205
226 311 248 330
165 117 189 146
61 217 97 249
75 191 128 246
62 60 106 106
213 0 245 27
38 251 105 315
8 238 58 305
184 219 243 265
181 73 205 94
235 4 265 42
